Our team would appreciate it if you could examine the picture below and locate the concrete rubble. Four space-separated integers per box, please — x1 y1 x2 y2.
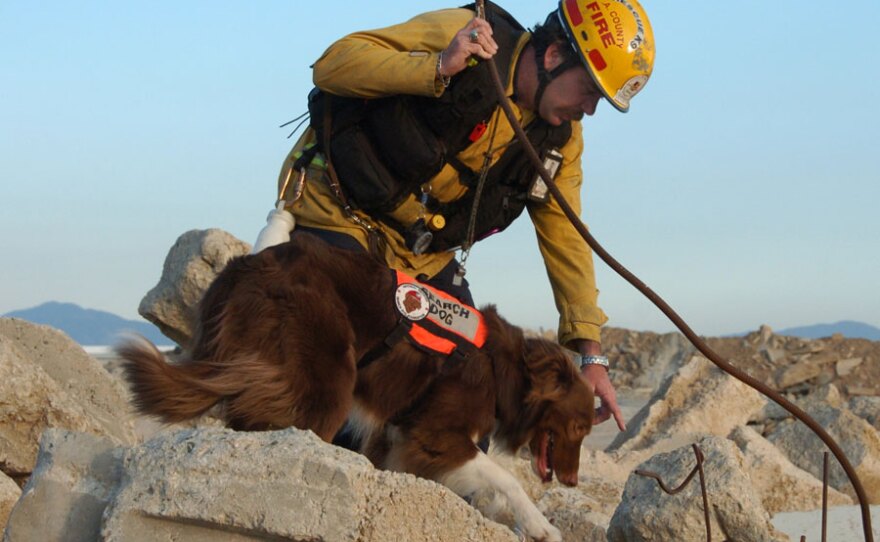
6 427 516 542
607 355 767 454
606 436 785 542
3 230 879 540
766 402 880 503
850 396 880 430
0 475 18 537
137 228 250 347
729 425 852 514
0 319 135 476
3 429 124 542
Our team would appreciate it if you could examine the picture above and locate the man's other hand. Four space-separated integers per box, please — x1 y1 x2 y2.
439 18 498 77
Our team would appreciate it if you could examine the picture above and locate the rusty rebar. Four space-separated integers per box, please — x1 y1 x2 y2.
474 2 874 540
822 451 829 542
634 444 714 541
696 446 711 542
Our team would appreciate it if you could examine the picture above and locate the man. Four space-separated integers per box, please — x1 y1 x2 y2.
275 0 655 435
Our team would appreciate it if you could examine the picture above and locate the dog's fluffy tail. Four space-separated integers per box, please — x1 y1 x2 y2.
116 335 227 423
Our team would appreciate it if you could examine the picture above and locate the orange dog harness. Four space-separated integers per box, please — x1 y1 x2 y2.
392 271 488 355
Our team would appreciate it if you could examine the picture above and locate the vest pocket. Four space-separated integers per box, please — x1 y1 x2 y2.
330 124 403 212
366 97 445 187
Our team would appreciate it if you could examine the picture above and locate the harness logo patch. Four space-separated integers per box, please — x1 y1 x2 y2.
393 271 487 352
395 283 430 321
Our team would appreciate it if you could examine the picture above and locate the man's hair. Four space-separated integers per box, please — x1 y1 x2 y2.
531 11 578 64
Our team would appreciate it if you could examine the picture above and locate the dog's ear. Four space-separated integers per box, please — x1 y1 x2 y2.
523 339 575 403
567 417 591 441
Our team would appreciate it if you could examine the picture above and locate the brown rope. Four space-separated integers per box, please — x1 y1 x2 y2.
472 1 874 540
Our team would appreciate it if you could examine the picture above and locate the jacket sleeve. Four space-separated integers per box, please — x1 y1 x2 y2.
527 124 609 346
312 9 474 99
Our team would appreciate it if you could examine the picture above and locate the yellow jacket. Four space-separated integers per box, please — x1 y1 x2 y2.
278 8 608 345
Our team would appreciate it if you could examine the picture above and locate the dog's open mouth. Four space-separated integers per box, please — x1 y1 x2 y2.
532 430 555 483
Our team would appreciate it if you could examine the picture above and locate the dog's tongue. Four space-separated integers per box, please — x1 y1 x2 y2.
531 431 552 483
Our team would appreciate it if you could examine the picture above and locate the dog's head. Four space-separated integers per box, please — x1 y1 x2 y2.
522 339 594 487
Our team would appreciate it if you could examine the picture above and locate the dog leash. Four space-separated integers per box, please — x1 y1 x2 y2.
471 1 874 539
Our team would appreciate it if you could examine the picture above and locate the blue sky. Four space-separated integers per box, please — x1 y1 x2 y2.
2 1 878 336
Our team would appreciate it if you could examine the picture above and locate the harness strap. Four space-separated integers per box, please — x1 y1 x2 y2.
356 317 475 370
321 95 388 260
357 319 412 369
533 39 579 113
358 271 486 368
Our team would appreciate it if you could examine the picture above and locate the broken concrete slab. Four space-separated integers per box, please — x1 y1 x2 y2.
2 429 124 542
608 356 766 454
0 473 20 537
767 402 880 504
138 229 250 347
100 427 517 542
607 436 785 542
0 337 132 476
729 425 852 514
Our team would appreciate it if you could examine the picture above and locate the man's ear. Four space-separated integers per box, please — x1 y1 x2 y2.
543 43 564 71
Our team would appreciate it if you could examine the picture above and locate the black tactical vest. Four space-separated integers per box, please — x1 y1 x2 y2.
309 2 572 253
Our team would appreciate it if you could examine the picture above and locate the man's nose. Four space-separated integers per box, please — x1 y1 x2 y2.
582 94 600 116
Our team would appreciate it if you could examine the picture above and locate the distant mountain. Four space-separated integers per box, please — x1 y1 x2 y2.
775 320 880 341
3 301 174 346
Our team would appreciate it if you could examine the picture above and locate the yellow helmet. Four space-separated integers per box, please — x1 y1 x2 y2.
558 0 655 112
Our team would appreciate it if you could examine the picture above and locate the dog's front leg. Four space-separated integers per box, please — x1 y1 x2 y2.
438 453 562 542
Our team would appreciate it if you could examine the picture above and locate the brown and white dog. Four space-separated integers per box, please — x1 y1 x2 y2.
118 233 593 541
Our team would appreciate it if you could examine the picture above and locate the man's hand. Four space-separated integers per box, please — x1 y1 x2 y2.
582 364 626 431
439 18 498 78
573 339 626 432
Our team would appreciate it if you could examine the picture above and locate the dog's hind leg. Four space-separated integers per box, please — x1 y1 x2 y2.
223 284 359 441
437 452 562 542
221 341 358 440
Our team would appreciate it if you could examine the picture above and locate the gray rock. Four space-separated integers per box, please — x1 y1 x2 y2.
629 332 694 391
0 332 134 475
3 429 124 542
138 229 250 346
807 382 844 408
0 473 19 537
101 427 516 542
0 318 135 443
760 346 787 364
759 324 774 344
850 396 880 430
481 447 627 533
837 357 864 376
767 402 880 503
608 356 766 453
729 425 852 514
775 361 822 390
750 384 844 426
607 436 783 542
849 386 878 397
537 488 607 542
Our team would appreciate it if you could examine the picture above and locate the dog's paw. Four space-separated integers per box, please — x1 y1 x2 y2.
519 512 561 542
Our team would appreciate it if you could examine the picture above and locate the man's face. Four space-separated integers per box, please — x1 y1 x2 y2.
539 64 603 126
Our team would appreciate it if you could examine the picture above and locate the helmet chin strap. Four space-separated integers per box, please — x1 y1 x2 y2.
532 40 579 115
